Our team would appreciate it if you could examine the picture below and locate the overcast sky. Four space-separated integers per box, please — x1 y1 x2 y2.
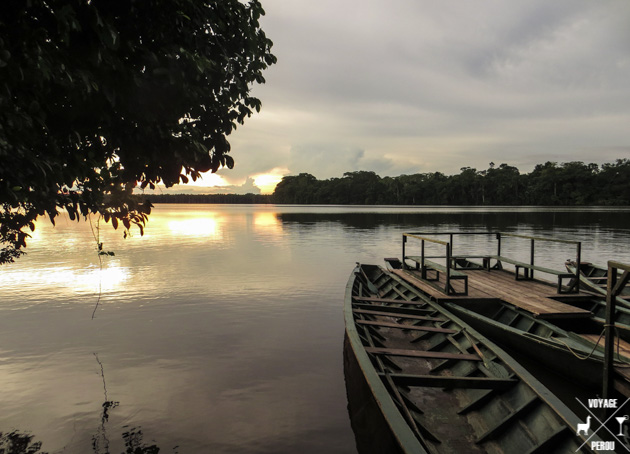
173 0 630 194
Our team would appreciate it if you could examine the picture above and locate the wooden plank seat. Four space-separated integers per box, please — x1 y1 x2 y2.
450 256 493 270
365 347 481 361
488 255 577 294
404 255 469 296
383 257 403 269
356 319 458 334
352 308 445 322
378 373 518 390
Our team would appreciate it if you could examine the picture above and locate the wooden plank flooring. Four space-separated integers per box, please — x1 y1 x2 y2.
392 268 592 319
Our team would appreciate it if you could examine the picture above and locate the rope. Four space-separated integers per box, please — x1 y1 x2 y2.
553 326 630 366
614 325 630 367
553 329 606 361
602 324 630 367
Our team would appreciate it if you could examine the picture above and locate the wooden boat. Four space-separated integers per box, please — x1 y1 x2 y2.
443 299 630 391
554 294 630 342
344 263 603 453
566 261 630 304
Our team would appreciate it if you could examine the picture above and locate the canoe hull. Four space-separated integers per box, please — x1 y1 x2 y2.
446 302 605 388
343 333 406 454
344 264 603 453
566 261 630 303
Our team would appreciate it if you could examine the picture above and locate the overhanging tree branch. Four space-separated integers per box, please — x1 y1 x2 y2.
0 0 276 263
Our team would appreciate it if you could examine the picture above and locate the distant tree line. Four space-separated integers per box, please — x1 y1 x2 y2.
144 193 273 204
143 160 630 206
272 160 630 205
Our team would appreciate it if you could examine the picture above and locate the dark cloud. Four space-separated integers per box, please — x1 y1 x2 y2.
286 143 412 178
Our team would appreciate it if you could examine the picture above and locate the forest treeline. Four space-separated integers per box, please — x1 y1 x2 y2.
272 160 630 205
143 193 272 204
144 159 630 206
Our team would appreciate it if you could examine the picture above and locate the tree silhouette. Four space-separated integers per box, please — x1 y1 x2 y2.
271 160 630 206
0 0 276 263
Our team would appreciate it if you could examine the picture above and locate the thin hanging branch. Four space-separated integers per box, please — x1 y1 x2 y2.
89 215 114 319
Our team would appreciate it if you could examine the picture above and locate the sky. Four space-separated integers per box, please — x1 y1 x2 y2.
161 0 630 195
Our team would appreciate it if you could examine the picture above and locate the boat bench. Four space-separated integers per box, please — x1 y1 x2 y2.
450 255 493 270
383 257 403 269
488 255 577 293
404 255 468 296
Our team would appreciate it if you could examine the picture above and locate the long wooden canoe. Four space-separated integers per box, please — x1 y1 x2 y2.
444 299 630 391
566 261 630 305
344 264 604 453
553 294 630 342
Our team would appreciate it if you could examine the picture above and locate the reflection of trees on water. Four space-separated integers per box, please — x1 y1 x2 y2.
0 355 168 454
92 353 120 453
277 210 630 231
92 353 163 454
0 428 164 454
0 430 46 454
119 427 162 454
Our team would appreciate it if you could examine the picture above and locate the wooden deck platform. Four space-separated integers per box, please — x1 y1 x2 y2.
392 267 593 319
581 333 630 359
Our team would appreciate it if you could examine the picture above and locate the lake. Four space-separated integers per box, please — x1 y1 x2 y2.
1 204 629 453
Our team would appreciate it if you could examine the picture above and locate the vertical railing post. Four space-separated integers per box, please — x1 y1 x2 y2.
530 239 535 279
402 234 407 270
575 242 581 293
421 240 426 278
446 242 451 294
496 232 502 257
603 262 617 401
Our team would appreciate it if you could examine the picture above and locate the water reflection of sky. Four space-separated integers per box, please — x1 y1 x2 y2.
1 205 629 453
0 265 129 299
167 215 222 238
0 205 357 453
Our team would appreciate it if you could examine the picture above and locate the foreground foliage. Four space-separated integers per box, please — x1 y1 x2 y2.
0 0 275 263
273 160 630 206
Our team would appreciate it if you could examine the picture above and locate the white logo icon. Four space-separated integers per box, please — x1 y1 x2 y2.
616 416 629 437
577 416 592 436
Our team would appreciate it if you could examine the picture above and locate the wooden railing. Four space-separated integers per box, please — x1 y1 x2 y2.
401 231 582 293
603 261 630 400
402 233 453 293
497 232 581 290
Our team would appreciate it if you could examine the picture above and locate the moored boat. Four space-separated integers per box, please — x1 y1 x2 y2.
344 263 604 453
552 294 630 342
566 261 630 305
444 299 630 392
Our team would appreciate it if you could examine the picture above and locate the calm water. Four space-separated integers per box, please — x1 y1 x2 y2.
1 204 629 453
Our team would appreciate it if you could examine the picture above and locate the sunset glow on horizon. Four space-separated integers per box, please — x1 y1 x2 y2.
140 168 285 196
178 168 286 195
188 172 229 189
252 172 284 194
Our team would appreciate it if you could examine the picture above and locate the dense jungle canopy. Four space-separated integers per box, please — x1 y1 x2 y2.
272 160 630 206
